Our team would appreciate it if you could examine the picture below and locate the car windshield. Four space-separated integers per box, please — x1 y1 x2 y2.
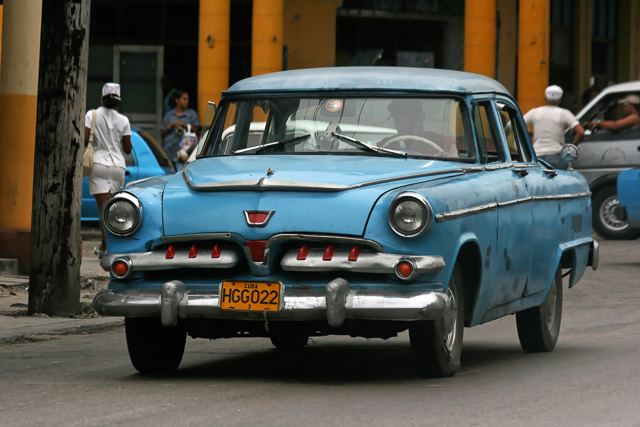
201 97 473 160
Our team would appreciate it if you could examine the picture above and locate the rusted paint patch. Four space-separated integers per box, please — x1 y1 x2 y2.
503 249 511 271
571 213 583 232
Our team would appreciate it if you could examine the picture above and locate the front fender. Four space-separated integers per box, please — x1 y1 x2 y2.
104 175 172 254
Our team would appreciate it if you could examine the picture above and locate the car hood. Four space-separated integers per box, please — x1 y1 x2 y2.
162 155 463 239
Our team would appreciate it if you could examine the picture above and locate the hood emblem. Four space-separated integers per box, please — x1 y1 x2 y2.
244 210 275 228
267 168 275 176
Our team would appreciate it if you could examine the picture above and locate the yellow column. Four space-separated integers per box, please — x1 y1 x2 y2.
0 0 42 273
573 0 592 101
464 0 496 78
198 0 230 121
252 0 283 77
0 4 3 89
618 0 639 83
283 0 342 70
517 0 550 114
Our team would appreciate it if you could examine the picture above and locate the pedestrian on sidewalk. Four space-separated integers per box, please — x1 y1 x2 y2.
161 90 200 171
523 85 585 169
85 83 132 258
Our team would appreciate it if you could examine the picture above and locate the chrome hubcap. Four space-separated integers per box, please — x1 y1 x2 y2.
442 287 458 352
600 195 629 232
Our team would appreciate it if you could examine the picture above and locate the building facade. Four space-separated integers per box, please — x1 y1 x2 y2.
0 0 639 272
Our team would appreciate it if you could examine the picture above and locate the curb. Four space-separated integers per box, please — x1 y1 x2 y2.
0 317 124 344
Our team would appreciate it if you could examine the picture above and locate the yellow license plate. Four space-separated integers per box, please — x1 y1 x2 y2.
219 281 282 311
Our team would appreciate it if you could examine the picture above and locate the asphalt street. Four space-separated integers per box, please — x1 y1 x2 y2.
1 237 639 427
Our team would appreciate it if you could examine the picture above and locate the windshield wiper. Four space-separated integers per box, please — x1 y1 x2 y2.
233 134 311 155
331 132 408 158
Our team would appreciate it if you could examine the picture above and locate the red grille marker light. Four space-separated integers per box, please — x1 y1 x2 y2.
245 240 267 263
323 245 336 261
113 261 128 277
297 245 310 260
211 244 221 258
348 246 361 261
398 261 413 278
189 245 199 258
166 245 177 259
248 212 269 224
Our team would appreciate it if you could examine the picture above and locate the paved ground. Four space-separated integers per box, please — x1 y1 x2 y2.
0 237 639 426
0 223 122 343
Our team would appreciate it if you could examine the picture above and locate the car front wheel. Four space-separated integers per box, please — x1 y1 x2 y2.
125 317 186 374
592 185 640 240
409 264 464 378
516 266 562 352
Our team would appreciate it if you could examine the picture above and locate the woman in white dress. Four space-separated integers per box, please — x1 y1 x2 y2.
84 83 132 258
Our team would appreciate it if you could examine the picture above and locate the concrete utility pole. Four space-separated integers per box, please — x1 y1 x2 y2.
29 0 91 316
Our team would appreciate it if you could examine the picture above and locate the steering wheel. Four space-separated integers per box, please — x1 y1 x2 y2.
381 135 444 154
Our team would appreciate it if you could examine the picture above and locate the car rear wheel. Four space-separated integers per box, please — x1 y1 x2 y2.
409 264 464 378
125 317 186 374
592 185 640 240
516 266 562 352
269 334 309 349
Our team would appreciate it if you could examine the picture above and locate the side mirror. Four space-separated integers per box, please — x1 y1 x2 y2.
561 144 579 171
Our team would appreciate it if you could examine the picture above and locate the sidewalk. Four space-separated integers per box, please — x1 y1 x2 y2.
0 225 123 343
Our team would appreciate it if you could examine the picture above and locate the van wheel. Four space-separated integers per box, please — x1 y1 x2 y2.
409 264 464 378
516 266 562 352
592 185 640 240
125 317 186 374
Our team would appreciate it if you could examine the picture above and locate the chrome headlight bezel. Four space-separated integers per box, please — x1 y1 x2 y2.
387 192 433 238
102 192 143 237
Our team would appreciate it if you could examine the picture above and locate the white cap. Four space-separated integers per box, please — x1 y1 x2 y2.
545 85 563 100
102 83 121 100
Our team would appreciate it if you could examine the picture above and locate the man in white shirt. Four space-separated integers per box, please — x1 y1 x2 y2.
523 85 585 169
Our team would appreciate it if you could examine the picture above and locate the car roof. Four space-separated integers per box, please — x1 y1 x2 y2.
576 80 640 118
224 67 510 96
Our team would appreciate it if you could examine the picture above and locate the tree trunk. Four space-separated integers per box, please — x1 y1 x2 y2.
29 0 91 317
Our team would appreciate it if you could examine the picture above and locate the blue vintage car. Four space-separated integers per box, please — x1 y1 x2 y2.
81 129 175 221
616 168 640 229
93 67 598 377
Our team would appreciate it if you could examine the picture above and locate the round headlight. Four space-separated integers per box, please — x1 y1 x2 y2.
103 193 143 237
388 193 433 237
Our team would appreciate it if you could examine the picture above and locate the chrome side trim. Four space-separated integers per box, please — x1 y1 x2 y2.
498 196 533 208
435 202 498 222
280 249 445 275
533 192 592 200
100 246 241 272
435 192 592 223
93 280 452 322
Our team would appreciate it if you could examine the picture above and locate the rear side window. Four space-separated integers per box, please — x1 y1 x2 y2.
472 102 504 163
137 130 173 168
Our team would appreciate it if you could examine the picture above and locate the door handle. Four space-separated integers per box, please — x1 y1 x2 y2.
125 170 131 176
512 168 529 177
542 169 558 177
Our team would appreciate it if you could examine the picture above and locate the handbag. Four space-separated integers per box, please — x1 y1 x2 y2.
176 124 198 163
83 110 96 177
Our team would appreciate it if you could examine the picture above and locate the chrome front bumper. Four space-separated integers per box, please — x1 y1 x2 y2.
93 279 452 328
